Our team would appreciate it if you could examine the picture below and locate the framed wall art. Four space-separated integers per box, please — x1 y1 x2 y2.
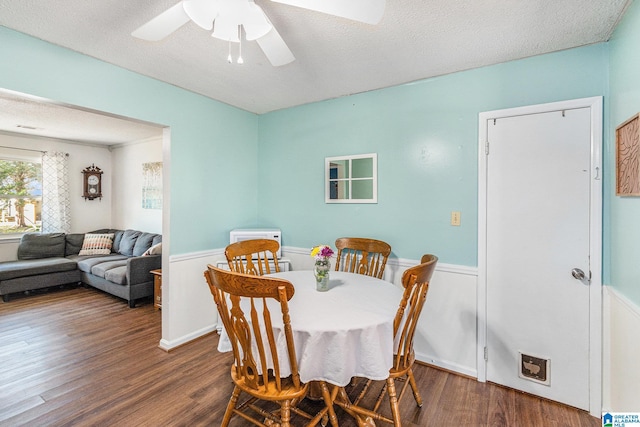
142 161 162 209
616 113 640 196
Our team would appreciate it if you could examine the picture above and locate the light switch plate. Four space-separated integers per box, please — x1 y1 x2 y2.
451 211 461 226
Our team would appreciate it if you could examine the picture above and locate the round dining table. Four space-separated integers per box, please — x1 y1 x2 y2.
217 270 404 387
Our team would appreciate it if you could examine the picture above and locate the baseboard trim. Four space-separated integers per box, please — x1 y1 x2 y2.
415 350 478 379
159 324 218 351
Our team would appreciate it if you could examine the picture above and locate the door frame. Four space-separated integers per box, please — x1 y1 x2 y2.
477 97 603 416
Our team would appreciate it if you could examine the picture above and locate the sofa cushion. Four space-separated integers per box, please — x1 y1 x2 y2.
152 235 162 246
76 254 128 273
91 260 128 279
104 266 127 285
132 232 157 257
118 230 141 256
65 233 85 256
78 233 114 256
112 230 124 253
0 258 77 281
17 233 66 260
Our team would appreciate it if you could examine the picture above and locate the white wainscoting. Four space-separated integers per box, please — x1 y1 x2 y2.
414 265 478 377
159 249 227 351
603 286 640 412
163 246 479 378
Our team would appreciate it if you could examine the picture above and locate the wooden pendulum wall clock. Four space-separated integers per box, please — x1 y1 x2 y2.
82 164 103 200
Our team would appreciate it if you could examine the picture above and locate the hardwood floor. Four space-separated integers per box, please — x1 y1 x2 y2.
0 286 600 426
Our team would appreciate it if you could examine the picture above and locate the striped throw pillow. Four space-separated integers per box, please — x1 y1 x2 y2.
78 233 114 256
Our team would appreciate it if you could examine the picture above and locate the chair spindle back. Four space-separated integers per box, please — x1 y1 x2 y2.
225 239 280 276
204 265 300 392
394 254 438 371
334 237 391 279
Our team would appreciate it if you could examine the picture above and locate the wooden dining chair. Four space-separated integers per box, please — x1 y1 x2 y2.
334 237 391 279
203 265 338 427
334 255 438 426
225 238 280 276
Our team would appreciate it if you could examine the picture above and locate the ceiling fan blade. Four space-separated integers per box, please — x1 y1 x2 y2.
132 2 191 41
183 0 219 30
256 27 295 67
271 0 385 25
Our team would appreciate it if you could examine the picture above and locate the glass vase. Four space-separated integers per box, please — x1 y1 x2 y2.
314 259 331 292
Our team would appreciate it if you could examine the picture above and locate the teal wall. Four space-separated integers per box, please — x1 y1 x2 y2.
0 27 259 255
609 0 640 306
258 44 609 266
0 23 624 281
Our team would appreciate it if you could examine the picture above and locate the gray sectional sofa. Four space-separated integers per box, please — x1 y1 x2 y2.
0 229 161 307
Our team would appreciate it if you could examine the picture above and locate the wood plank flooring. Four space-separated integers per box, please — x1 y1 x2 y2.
0 286 601 426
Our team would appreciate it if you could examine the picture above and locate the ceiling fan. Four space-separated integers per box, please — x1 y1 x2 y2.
132 0 385 67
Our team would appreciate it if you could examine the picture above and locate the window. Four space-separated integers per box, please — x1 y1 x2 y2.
0 156 42 234
325 153 377 203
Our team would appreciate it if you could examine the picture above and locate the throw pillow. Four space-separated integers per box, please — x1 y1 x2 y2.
143 242 162 256
78 233 114 256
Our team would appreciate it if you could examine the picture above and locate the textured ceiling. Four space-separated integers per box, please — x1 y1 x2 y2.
0 0 631 143
0 90 164 145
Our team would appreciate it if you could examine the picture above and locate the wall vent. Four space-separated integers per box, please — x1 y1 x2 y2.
518 352 550 386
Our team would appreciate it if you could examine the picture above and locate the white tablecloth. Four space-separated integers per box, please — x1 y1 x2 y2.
217 270 403 386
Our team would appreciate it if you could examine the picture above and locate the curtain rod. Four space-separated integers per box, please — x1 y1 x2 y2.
0 145 45 154
0 145 69 156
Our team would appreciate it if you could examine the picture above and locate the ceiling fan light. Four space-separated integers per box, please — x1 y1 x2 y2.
242 2 272 41
243 22 271 41
213 17 240 42
183 0 220 30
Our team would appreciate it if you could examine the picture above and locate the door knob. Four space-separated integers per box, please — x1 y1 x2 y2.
571 268 586 280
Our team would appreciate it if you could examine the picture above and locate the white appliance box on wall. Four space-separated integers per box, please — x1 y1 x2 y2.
229 228 282 258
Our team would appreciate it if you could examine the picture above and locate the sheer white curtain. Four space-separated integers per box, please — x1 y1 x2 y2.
41 152 71 233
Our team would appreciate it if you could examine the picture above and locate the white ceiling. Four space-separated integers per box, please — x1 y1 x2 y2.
0 0 631 143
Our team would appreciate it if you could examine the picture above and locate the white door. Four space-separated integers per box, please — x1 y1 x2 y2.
478 98 602 414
